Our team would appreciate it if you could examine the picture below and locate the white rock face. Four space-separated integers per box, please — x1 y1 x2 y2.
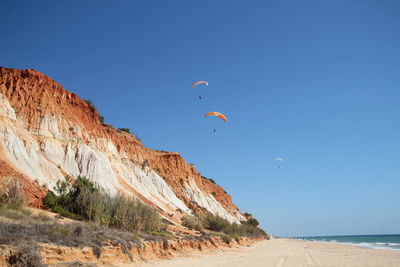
114 160 191 214
0 127 62 189
0 93 243 223
39 115 62 138
63 143 80 177
184 178 245 223
41 139 65 166
76 144 118 195
0 93 17 121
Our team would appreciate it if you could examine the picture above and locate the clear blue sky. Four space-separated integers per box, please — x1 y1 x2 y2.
1 0 399 237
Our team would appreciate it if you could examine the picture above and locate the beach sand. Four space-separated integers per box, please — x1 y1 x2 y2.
134 238 400 267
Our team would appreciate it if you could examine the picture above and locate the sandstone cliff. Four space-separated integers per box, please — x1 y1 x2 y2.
0 67 245 224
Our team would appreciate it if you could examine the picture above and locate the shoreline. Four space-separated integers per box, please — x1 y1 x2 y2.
293 237 400 251
133 238 400 267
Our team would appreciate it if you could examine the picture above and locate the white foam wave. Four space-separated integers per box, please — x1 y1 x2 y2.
304 239 400 250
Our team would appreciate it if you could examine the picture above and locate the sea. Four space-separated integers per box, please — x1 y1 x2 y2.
298 234 400 250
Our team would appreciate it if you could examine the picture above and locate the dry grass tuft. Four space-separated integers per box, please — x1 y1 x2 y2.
8 243 45 267
0 177 25 209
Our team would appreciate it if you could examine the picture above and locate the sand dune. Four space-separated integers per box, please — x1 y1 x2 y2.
135 239 400 267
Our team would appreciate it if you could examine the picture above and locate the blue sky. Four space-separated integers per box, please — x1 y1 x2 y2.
1 0 399 236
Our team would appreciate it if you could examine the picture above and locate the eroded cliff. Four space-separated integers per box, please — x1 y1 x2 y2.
0 67 245 223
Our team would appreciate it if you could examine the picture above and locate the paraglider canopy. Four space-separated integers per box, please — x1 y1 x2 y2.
274 158 284 168
192 81 208 88
204 112 227 122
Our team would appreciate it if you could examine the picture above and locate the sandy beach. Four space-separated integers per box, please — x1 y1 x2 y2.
135 239 400 267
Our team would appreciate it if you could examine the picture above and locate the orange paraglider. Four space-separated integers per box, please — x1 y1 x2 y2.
192 81 208 88
204 112 227 122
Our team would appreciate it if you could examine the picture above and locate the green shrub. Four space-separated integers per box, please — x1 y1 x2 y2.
84 99 95 110
53 205 83 220
83 99 92 105
182 215 204 231
43 191 58 209
98 114 105 123
108 193 164 232
217 233 231 244
54 176 73 195
0 177 25 209
83 99 104 124
118 128 130 133
231 233 241 243
146 230 174 239
204 213 267 238
245 218 260 227
43 176 164 233
205 213 230 233
201 176 216 184
244 212 252 218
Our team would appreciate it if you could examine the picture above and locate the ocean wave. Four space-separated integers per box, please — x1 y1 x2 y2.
303 239 400 250
344 242 400 250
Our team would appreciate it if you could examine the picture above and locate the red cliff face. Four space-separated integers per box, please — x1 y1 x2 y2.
0 67 244 223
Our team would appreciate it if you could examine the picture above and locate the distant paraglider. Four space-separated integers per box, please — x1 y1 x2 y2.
192 81 208 88
204 112 227 133
192 81 208 100
204 112 227 122
274 158 284 168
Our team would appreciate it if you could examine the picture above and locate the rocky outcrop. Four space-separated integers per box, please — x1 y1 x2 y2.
0 67 245 223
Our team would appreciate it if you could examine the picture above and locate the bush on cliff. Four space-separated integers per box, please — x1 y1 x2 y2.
244 212 252 218
83 99 95 110
244 218 260 227
0 177 25 210
205 213 231 232
182 215 204 231
83 99 105 123
98 114 105 123
44 176 165 233
118 128 130 133
201 176 216 184
205 213 267 238
182 212 267 240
